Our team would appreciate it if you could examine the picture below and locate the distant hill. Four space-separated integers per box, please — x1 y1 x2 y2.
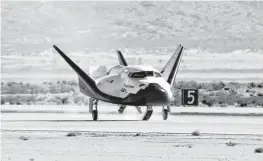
2 1 263 54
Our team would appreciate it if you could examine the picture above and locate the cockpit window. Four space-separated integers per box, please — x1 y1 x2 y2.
146 71 154 77
128 72 147 78
129 71 162 78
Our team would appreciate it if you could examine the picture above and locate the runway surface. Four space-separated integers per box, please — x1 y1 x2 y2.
1 106 263 161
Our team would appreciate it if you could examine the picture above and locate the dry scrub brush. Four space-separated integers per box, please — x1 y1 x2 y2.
1 80 263 107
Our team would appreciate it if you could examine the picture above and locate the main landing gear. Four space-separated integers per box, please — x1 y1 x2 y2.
162 106 170 120
142 106 153 120
89 98 98 121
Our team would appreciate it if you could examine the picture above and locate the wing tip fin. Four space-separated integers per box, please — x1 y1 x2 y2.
160 44 183 74
116 50 128 66
52 44 98 96
167 45 184 85
52 44 125 103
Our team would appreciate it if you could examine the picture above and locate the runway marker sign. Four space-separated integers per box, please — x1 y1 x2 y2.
181 89 199 106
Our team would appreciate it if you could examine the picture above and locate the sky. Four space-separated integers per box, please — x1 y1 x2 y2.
2 1 263 54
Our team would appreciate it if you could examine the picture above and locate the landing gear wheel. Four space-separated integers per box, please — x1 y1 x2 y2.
142 106 153 121
89 98 98 121
162 108 168 120
118 105 126 114
92 110 98 121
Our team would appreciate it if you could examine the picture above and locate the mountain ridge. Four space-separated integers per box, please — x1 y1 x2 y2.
2 1 263 54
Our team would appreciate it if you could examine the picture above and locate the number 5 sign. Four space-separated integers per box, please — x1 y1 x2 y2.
181 89 199 106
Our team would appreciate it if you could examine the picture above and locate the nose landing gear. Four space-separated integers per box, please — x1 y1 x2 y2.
142 106 153 120
135 106 142 114
118 105 152 120
118 105 142 114
118 105 126 114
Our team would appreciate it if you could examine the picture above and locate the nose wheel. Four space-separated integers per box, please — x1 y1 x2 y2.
118 105 126 114
142 106 153 120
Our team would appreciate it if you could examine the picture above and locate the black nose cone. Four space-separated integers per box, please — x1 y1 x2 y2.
143 83 171 105
123 83 173 106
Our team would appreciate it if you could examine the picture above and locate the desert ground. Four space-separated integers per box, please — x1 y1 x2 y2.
1 105 263 161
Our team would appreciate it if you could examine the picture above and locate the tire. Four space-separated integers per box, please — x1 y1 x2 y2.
92 110 98 121
118 108 124 114
162 109 168 120
142 109 153 121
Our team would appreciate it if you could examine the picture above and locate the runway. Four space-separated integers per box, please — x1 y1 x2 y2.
1 106 263 161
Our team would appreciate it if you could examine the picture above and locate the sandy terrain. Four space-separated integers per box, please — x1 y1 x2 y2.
2 130 263 161
1 106 263 161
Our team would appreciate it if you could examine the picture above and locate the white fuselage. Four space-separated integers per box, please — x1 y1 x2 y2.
94 65 174 102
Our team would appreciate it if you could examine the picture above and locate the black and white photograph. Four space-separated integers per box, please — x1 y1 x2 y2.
1 0 263 161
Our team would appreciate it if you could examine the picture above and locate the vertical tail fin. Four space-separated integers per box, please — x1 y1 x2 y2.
116 50 128 66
